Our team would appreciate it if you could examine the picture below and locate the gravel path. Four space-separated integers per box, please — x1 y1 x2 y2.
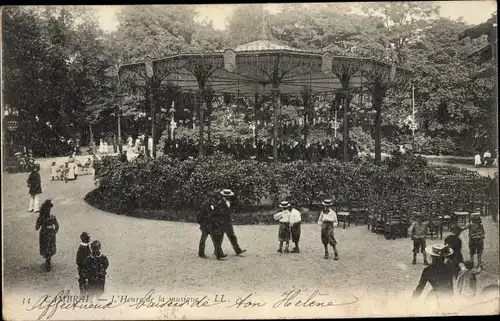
2 166 499 318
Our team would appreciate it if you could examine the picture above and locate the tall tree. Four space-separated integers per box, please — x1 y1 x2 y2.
359 2 441 65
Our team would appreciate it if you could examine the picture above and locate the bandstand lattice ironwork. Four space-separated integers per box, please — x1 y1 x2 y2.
118 39 412 161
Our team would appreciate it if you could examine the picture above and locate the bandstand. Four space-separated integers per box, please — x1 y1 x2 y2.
118 39 412 161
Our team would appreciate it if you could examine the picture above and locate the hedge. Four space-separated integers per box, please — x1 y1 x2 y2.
87 152 493 223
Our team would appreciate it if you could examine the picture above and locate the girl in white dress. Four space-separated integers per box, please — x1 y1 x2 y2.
474 153 481 168
98 139 104 154
67 160 76 180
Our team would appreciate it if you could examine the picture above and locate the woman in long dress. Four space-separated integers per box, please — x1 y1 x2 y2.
66 159 76 180
98 139 104 154
474 152 482 168
35 200 59 271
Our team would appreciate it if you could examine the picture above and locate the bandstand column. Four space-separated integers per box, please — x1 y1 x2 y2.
254 93 259 146
342 93 349 162
117 111 122 154
271 86 280 161
198 87 206 158
373 80 385 163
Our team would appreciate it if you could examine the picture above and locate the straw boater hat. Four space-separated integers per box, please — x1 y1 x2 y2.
425 244 453 257
279 201 291 208
322 199 334 206
470 213 481 219
220 189 234 197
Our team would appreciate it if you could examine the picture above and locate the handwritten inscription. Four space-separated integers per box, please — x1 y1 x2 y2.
22 289 359 320
274 289 359 308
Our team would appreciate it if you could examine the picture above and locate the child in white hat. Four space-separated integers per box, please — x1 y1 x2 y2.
318 199 339 260
274 201 291 253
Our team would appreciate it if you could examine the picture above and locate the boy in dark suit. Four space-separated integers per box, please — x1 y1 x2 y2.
82 240 109 299
76 232 91 296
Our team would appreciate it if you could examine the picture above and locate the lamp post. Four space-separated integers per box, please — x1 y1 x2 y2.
410 84 418 150
331 109 340 141
116 108 122 154
168 102 176 141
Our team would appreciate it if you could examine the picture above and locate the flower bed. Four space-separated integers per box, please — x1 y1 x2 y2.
85 153 493 224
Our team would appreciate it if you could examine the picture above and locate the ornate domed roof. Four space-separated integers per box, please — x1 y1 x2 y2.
234 40 301 52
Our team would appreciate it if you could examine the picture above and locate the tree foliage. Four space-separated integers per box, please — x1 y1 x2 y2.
3 4 496 157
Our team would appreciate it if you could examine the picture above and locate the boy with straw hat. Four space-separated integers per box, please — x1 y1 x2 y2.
317 199 340 260
274 201 292 253
408 213 429 265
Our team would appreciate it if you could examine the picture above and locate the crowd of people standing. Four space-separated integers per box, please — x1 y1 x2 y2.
164 137 361 162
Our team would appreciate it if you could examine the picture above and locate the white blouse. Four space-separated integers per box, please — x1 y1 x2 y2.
318 209 338 225
273 210 290 223
274 209 302 224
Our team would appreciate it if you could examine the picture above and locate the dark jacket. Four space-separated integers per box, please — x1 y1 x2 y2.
197 205 212 233
413 262 455 298
76 244 91 267
445 234 464 273
82 254 109 281
211 198 234 227
27 171 42 195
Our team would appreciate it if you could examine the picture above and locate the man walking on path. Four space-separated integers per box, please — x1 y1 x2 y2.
197 203 215 258
211 189 246 261
27 163 42 212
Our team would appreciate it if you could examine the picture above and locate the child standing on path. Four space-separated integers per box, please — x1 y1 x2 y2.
76 232 91 297
50 162 58 181
408 214 429 265
289 206 302 253
317 199 339 260
82 240 109 299
468 213 485 268
274 201 292 253
474 152 482 168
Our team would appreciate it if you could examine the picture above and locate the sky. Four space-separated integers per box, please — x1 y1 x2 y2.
94 1 497 33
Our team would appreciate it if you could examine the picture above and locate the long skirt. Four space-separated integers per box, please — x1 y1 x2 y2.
278 223 290 242
291 223 301 242
67 164 76 180
39 228 56 258
321 222 337 246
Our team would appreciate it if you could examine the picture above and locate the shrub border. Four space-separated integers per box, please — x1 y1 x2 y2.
84 188 325 225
